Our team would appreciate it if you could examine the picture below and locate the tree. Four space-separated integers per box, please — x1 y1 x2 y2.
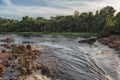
114 12 120 34
74 10 79 17
93 6 116 35
18 16 36 32
100 6 116 35
35 17 47 31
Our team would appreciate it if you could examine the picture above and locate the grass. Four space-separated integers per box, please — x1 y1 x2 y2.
0 32 100 37
50 32 99 37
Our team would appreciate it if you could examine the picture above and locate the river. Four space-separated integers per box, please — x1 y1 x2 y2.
0 34 119 80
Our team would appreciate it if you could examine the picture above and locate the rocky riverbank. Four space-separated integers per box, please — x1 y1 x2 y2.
0 43 52 80
0 37 57 80
98 36 120 56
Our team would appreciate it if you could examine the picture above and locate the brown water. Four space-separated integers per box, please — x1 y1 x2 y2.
0 34 119 80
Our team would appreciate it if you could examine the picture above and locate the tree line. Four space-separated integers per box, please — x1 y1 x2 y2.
0 6 120 35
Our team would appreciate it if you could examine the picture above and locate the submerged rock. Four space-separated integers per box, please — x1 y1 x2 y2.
79 38 97 45
0 37 14 43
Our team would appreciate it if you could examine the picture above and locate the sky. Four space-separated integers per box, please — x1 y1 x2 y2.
0 0 120 20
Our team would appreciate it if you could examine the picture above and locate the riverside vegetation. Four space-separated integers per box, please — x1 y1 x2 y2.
0 6 120 37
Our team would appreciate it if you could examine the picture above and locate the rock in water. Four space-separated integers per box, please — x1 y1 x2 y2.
18 73 51 80
0 64 5 76
0 49 10 59
0 37 14 43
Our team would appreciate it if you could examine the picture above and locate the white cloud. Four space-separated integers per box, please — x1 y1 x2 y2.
0 5 73 19
100 0 120 12
0 0 120 19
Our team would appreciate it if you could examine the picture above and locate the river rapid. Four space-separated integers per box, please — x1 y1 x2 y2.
0 34 119 80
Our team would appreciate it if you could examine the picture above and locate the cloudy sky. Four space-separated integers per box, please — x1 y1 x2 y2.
0 0 120 20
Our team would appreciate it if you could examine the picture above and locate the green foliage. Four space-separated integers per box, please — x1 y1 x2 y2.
114 12 120 34
0 6 119 36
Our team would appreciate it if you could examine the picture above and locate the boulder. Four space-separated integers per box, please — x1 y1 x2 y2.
0 50 10 60
18 73 51 80
26 45 32 50
108 41 120 48
19 67 27 75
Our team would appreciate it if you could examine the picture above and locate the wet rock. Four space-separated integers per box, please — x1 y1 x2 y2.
11 44 18 48
98 38 110 45
0 43 51 79
19 67 27 75
0 37 14 43
10 62 19 69
37 63 50 76
0 64 6 76
33 74 51 80
19 63 33 75
98 36 120 51
0 50 10 59
26 45 32 50
25 56 32 63
1 60 9 67
116 46 120 51
18 45 26 50
1 49 7 53
79 38 97 45
18 73 51 80
26 64 33 74
0 44 11 49
108 41 120 48
28 52 38 59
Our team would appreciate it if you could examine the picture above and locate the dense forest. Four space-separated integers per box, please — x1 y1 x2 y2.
0 6 120 36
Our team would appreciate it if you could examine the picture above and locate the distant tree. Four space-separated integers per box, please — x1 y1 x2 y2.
114 12 120 34
18 16 36 32
0 6 119 36
93 6 116 35
74 10 80 17
35 17 46 31
100 6 116 35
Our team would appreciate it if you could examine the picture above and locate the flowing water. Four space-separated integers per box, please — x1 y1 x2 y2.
0 34 120 80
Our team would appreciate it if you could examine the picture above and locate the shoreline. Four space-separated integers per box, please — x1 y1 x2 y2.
0 32 100 38
98 36 120 56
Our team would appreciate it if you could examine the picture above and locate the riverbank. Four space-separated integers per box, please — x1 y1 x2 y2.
0 32 100 37
98 36 120 56
0 41 53 79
